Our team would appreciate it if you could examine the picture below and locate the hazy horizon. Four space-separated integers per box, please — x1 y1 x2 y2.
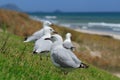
0 0 120 12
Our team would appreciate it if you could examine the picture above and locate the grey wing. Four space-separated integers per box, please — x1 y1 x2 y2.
51 48 79 68
24 29 44 42
33 29 43 36
67 50 81 64
25 36 38 42
34 38 52 53
32 29 44 39
63 41 75 51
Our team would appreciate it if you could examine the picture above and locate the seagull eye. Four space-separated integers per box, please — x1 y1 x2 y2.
50 29 53 31
51 36 54 38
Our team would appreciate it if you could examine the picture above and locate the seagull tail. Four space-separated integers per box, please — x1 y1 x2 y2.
79 63 89 68
71 47 76 51
24 37 28 41
33 50 37 54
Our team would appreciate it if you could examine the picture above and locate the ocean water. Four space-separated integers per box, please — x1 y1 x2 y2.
29 12 120 35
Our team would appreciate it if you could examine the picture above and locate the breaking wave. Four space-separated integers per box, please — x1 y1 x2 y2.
88 22 120 28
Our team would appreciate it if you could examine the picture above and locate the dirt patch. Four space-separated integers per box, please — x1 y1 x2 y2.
113 72 120 78
85 46 101 58
0 29 3 32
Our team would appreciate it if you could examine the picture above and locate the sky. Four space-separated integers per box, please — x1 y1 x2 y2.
0 0 120 12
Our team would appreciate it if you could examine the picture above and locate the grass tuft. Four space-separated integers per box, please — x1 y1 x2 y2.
0 32 119 80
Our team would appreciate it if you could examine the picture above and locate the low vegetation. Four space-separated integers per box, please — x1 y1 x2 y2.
0 9 42 36
52 25 120 72
0 9 120 75
0 32 119 80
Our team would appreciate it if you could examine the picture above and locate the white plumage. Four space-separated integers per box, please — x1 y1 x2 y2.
50 34 88 69
63 33 75 51
24 21 54 42
33 28 52 53
25 20 89 72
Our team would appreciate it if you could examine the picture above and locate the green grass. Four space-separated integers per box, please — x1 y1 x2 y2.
0 9 120 72
0 32 119 80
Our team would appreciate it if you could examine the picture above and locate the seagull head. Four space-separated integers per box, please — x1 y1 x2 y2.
43 21 53 26
49 34 63 43
51 34 63 43
44 27 57 35
66 33 72 39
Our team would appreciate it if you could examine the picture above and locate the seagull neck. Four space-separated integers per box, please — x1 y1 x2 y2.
43 25 49 28
43 33 51 38
52 41 63 49
55 41 63 45
66 37 71 42
52 37 63 46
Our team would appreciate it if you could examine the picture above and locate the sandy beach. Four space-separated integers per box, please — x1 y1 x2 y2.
75 29 120 40
113 73 120 78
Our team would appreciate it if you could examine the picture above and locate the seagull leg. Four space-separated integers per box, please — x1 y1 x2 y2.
63 71 68 75
39 55 42 60
46 55 49 61
46 51 50 61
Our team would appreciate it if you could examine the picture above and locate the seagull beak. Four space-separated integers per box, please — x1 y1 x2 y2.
53 31 58 34
50 23 54 26
44 38 51 40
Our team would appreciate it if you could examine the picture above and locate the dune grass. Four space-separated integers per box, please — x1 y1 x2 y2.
0 32 119 80
0 9 42 36
0 9 120 74
51 25 120 72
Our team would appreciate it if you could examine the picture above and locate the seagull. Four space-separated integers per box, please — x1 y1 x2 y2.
33 27 53 60
24 21 53 42
63 33 75 51
49 34 88 74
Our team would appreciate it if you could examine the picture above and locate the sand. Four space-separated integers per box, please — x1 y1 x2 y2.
75 29 120 40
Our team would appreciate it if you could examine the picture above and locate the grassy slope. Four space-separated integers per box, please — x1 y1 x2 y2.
0 9 42 36
52 25 120 72
0 9 120 72
0 32 119 80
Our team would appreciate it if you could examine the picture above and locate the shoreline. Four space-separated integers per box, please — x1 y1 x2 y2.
29 15 120 40
75 29 120 40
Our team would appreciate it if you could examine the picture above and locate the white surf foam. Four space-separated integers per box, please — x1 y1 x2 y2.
29 16 43 22
88 22 120 28
45 16 57 19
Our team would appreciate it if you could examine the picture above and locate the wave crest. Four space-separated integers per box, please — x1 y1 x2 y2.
88 22 120 28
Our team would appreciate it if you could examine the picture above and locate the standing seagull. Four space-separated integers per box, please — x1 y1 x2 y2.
33 27 53 60
63 33 75 51
24 21 53 42
50 34 88 74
